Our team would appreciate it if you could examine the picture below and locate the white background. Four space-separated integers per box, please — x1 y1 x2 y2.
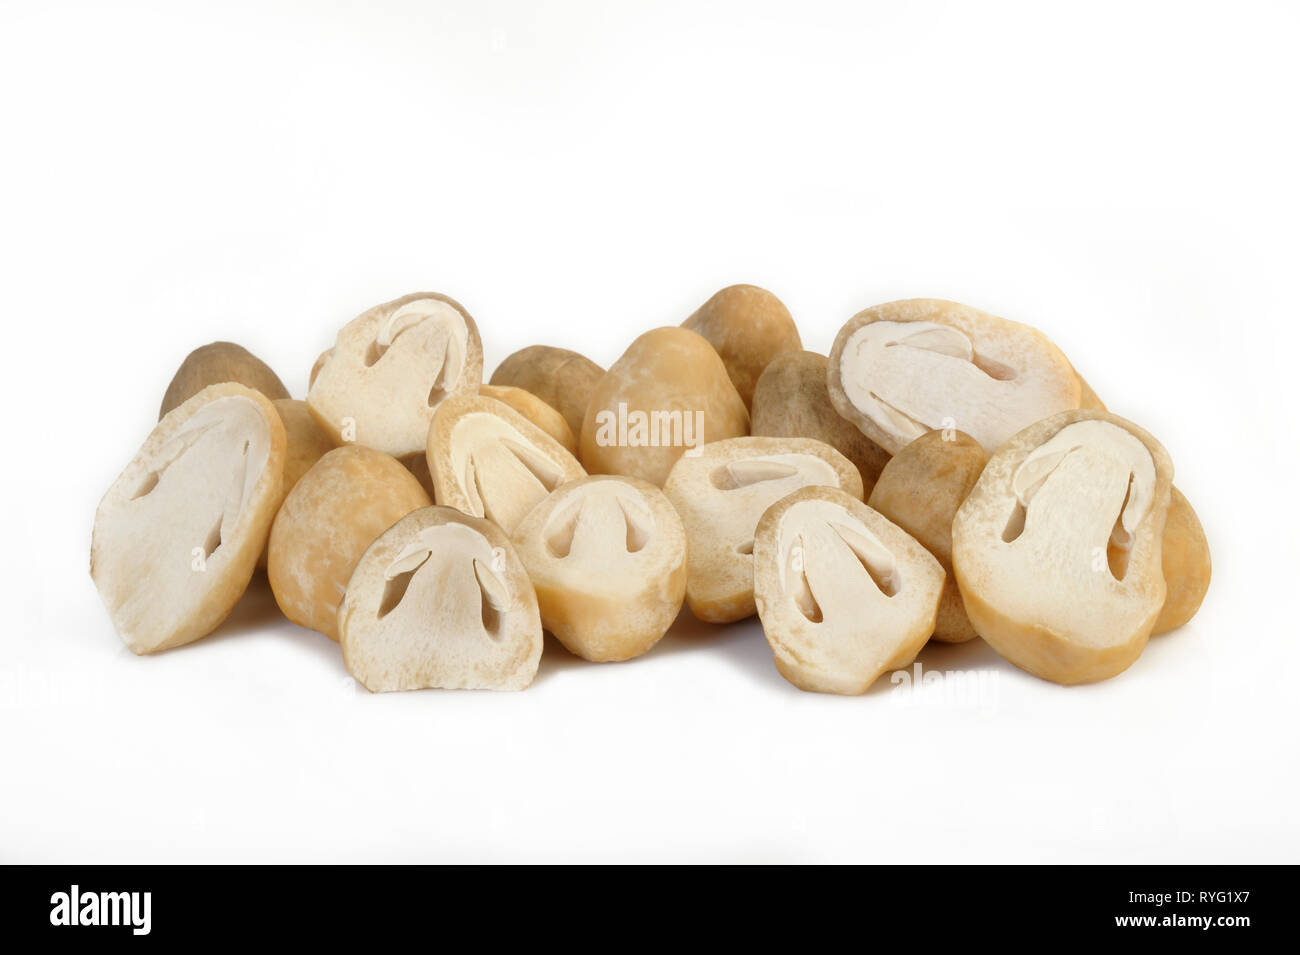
2 0 1296 863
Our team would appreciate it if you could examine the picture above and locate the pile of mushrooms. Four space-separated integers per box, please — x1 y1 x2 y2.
91 288 1210 693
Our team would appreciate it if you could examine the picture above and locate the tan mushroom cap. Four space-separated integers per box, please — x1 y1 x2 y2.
479 384 578 454
159 341 290 419
489 344 604 439
92 383 287 654
427 394 586 535
511 475 687 662
681 284 802 408
267 445 431 640
868 430 987 643
952 411 1173 685
339 506 542 692
1152 486 1211 634
752 350 890 494
753 486 944 695
664 436 863 624
827 299 1081 456
581 327 749 486
307 292 483 457
256 398 337 570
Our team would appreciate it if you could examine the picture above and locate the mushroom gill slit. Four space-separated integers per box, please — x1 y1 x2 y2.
378 553 430 619
502 439 565 493
545 501 582 559
130 470 161 500
788 535 823 623
866 391 932 434
1107 474 1136 582
365 308 428 367
201 514 223 562
970 352 1017 381
618 497 653 554
832 522 900 598
710 459 799 491
1002 502 1027 543
426 351 452 407
474 559 508 640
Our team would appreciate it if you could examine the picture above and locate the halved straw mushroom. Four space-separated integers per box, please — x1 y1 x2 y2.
952 411 1173 684
307 292 483 457
339 506 542 691
753 486 944 695
92 383 287 653
663 436 863 623
480 384 578 454
827 299 1081 456
427 394 586 535
511 476 686 661
1061 369 1211 633
867 430 987 643
267 445 431 640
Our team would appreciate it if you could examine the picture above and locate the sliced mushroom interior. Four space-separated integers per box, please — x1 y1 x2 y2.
339 507 542 692
307 293 483 457
428 394 586 535
663 437 863 623
511 476 687 662
91 384 286 654
753 486 944 695
951 411 1173 685
828 300 1080 455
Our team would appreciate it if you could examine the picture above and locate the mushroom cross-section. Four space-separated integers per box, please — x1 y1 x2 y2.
427 394 586 535
951 410 1174 685
339 506 542 692
753 486 945 695
307 292 483 457
827 299 1081 455
511 476 687 661
91 383 287 654
663 436 864 623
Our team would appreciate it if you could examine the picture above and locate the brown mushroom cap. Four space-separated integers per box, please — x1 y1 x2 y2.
1152 486 1212 634
489 344 604 439
93 383 287 653
867 430 987 643
682 284 802 408
256 399 337 570
159 341 290 419
267 445 431 640
581 327 749 486
752 350 890 495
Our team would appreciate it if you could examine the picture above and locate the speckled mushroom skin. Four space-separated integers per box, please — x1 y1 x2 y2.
267 445 431 640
